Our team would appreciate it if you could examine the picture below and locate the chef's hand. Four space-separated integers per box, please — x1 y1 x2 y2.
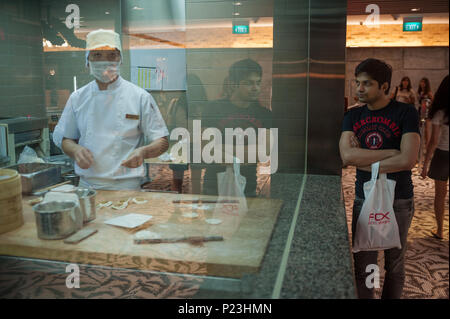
121 148 144 168
74 146 94 169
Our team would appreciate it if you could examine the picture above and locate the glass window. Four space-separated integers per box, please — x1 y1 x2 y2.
0 0 310 298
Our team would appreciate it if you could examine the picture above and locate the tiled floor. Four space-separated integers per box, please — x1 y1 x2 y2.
342 166 449 299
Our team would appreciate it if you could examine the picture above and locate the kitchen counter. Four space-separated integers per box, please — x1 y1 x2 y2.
0 173 355 299
0 191 283 279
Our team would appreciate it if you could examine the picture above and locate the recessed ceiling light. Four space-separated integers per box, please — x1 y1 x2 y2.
133 6 143 10
105 11 110 14
233 12 240 16
411 8 420 12
234 2 242 5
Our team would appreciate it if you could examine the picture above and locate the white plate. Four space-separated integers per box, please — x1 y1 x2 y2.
104 213 152 229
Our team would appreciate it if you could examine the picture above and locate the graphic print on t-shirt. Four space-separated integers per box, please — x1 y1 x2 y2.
342 100 420 200
365 131 383 149
352 115 401 150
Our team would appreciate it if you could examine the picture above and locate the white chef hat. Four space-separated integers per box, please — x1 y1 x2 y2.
85 29 122 66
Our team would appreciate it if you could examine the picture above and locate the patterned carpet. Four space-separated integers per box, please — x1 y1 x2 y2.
342 166 449 299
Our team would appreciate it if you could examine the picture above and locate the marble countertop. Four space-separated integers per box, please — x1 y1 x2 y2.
0 173 355 299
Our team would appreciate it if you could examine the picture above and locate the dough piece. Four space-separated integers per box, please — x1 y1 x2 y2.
97 201 113 209
134 230 161 240
182 212 199 218
205 218 223 225
111 203 127 210
112 198 131 210
132 197 148 205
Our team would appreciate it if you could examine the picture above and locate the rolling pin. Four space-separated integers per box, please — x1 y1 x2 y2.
64 228 98 244
32 180 72 196
134 235 224 245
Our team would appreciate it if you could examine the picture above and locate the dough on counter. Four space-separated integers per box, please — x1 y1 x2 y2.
111 203 127 210
111 198 131 210
132 197 148 205
182 212 199 218
97 201 113 209
205 218 223 225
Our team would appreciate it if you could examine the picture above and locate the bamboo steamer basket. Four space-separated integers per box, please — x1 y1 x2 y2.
0 169 24 234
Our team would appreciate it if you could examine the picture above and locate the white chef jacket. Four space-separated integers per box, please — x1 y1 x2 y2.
54 76 169 190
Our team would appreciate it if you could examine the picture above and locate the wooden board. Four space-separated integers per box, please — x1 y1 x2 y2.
0 191 283 278
63 228 98 244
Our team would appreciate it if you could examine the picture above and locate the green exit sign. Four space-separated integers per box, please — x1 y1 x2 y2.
233 25 249 34
403 21 422 32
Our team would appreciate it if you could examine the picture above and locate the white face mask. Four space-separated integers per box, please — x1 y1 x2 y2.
89 61 120 83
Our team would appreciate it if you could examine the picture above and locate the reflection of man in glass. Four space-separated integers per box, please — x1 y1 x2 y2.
201 59 272 197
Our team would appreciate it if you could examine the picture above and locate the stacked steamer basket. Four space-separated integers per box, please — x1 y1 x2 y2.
0 169 24 234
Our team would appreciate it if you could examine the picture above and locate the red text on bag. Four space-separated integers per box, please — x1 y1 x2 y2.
368 212 391 224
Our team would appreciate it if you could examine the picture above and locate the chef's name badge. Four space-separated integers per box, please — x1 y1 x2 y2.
125 114 140 120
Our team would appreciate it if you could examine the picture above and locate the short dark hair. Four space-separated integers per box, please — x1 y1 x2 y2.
228 58 262 85
355 58 392 95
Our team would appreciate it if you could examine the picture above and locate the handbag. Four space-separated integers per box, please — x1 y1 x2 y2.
353 162 402 252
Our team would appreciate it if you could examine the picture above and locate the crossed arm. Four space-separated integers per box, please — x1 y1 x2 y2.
339 131 420 174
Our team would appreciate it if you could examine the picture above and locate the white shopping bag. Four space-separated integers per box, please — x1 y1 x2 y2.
211 158 248 239
353 162 401 253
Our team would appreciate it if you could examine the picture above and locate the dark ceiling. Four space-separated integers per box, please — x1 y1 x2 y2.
347 0 449 15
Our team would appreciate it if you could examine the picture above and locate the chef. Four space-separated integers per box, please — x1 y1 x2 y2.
53 29 169 190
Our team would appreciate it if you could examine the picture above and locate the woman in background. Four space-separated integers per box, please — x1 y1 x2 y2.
391 76 416 105
421 75 449 240
417 77 433 109
417 78 434 164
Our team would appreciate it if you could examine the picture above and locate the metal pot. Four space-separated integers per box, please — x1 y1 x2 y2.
64 174 80 186
32 201 80 240
75 188 96 223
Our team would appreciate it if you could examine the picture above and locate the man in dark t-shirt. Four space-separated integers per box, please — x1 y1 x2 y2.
339 59 420 299
342 100 420 199
200 59 272 197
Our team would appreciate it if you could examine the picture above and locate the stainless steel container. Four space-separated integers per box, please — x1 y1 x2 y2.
76 188 96 223
7 163 62 194
32 201 80 239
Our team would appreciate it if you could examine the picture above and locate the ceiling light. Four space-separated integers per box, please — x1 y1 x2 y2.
105 11 110 15
234 2 242 5
233 12 240 16
411 8 420 12
132 6 143 10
